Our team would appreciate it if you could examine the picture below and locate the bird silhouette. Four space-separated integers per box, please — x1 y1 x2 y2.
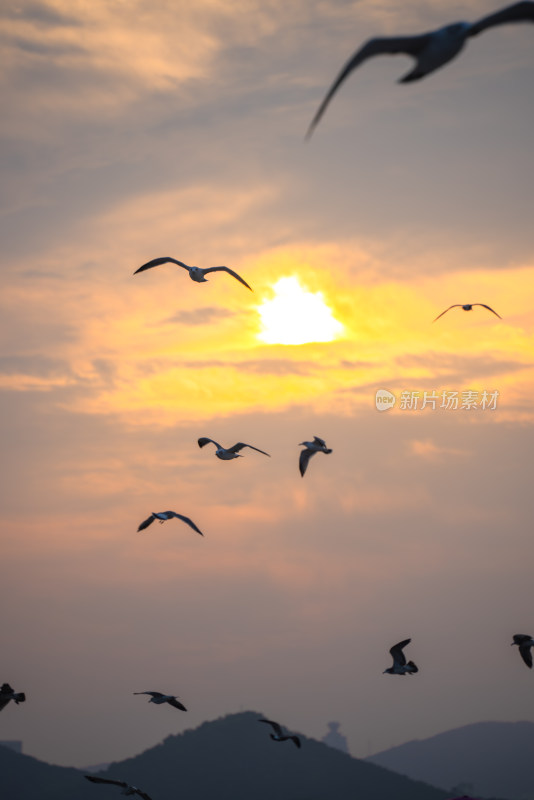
134 257 252 290
307 1 534 138
137 511 203 535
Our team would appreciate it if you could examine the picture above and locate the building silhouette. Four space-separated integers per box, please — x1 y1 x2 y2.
321 721 349 754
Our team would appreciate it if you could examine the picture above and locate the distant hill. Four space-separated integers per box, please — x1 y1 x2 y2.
367 720 534 800
1 710 454 800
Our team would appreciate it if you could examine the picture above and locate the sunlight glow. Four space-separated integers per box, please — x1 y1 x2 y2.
257 276 344 345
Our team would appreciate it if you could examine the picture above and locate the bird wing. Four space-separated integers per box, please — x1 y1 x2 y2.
0 696 11 711
198 437 221 449
433 305 460 322
167 696 187 711
306 33 432 139
137 515 155 532
167 512 204 536
469 1 534 36
290 736 301 748
229 442 271 456
134 257 190 275
202 266 253 291
313 436 327 448
136 791 153 800
390 638 411 665
299 448 314 477
259 718 283 736
85 776 128 788
133 691 163 698
475 304 502 319
519 646 533 668
0 683 14 693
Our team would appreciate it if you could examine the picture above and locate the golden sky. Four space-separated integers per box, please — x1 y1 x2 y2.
1 0 534 768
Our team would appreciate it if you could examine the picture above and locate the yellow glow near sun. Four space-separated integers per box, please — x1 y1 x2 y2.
257 276 344 345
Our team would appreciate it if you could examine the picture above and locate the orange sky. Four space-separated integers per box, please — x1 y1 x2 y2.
1 0 534 768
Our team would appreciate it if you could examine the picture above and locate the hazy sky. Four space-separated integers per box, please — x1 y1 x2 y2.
2 0 534 768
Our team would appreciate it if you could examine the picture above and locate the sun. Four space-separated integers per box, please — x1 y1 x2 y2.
257 276 344 345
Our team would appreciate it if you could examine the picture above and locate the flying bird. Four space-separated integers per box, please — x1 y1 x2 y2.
0 683 25 712
133 691 187 711
259 718 301 748
137 511 203 535
84 776 152 800
511 634 534 668
198 437 270 460
383 638 419 675
306 1 534 138
433 303 502 321
134 257 252 291
299 436 332 477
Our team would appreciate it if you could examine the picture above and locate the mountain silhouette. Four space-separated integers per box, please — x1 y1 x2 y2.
1 710 454 800
367 720 534 799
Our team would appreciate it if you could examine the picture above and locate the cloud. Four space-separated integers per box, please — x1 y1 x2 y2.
409 438 469 461
163 307 235 326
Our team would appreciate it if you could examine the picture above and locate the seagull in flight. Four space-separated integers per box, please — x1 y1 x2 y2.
433 303 502 322
198 437 270 460
259 719 301 748
299 436 332 477
84 776 152 800
383 639 419 675
511 634 534 668
0 683 25 712
137 511 203 535
133 691 187 711
306 1 534 138
134 256 252 291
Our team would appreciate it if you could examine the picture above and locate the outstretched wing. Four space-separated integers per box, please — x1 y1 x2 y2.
519 645 533 668
389 638 411 666
198 437 221 449
136 790 153 800
134 257 190 275
259 718 283 736
313 436 327 448
167 512 204 536
133 691 164 698
85 776 128 788
137 515 155 532
167 696 187 711
203 266 253 291
306 33 431 139
433 305 460 322
229 442 271 456
475 304 502 319
469 1 534 36
299 448 314 477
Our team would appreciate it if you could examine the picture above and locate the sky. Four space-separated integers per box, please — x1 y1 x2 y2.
1 0 534 769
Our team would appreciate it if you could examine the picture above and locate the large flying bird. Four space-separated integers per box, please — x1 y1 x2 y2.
511 634 534 668
307 1 534 138
383 639 419 675
299 436 332 477
259 718 301 748
433 303 501 322
84 775 152 800
133 691 187 711
137 511 203 535
134 257 252 291
198 438 270 460
0 683 25 712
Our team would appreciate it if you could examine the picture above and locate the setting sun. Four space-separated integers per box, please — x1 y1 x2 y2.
257 276 344 345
